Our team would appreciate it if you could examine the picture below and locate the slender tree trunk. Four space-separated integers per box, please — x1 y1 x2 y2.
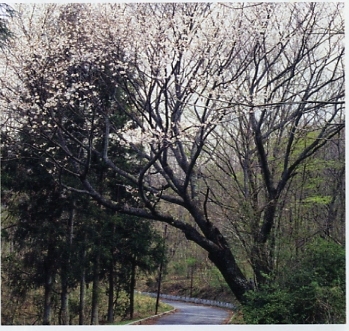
107 260 114 323
79 263 86 325
190 265 194 298
91 172 105 325
129 258 137 320
43 273 54 325
114 280 121 310
60 206 75 325
155 225 167 314
79 237 87 325
43 245 56 325
91 249 100 325
60 276 69 325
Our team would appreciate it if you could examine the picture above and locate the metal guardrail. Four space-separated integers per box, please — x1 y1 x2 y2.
137 291 236 310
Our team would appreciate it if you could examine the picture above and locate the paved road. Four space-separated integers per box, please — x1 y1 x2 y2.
153 299 232 325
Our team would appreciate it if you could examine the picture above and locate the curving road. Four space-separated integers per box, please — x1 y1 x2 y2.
152 299 232 325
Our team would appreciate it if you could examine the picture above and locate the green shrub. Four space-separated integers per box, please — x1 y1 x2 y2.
243 283 293 324
243 238 345 324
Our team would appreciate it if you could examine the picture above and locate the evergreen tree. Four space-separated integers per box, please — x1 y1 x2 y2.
1 5 164 324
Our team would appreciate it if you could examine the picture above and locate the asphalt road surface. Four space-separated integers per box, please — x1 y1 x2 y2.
153 299 232 325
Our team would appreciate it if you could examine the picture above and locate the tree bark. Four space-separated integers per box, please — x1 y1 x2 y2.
107 260 114 323
155 224 167 314
129 258 137 320
90 249 100 325
164 203 254 302
190 265 194 298
59 276 70 325
60 205 75 325
43 244 56 325
79 267 86 325
79 238 86 325
207 246 253 303
43 273 54 325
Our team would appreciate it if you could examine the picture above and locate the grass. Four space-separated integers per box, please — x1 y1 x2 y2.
112 293 174 325
228 309 246 324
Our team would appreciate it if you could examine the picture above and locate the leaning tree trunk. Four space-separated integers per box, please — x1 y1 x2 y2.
181 204 254 303
207 246 253 303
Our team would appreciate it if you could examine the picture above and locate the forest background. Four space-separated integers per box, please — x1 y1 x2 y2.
0 2 346 325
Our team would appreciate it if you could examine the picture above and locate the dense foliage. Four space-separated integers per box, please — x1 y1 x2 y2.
243 238 345 324
1 142 166 324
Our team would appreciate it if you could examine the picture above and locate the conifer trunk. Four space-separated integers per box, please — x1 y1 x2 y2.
60 278 69 325
90 249 100 325
60 206 75 324
79 232 87 325
129 258 137 320
107 260 114 323
43 273 53 325
43 245 55 325
79 261 86 325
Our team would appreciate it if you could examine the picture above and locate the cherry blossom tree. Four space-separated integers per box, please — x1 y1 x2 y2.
1 2 344 303
203 2 345 285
